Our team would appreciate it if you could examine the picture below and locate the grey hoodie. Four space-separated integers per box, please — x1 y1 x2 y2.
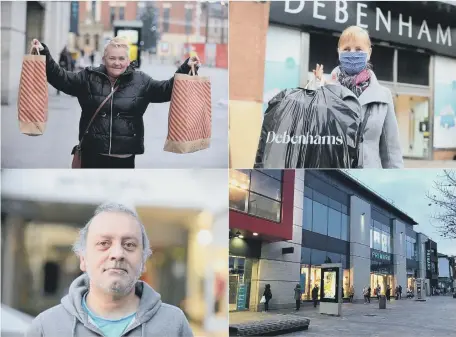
25 274 194 337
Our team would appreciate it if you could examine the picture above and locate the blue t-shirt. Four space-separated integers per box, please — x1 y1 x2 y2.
82 293 136 337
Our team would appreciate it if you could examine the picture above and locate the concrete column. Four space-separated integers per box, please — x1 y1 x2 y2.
1 215 26 307
229 1 270 168
1 1 27 105
349 196 371 300
393 219 407 291
417 233 428 279
253 170 304 310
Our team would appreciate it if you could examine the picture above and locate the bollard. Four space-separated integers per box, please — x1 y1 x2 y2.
379 295 386 309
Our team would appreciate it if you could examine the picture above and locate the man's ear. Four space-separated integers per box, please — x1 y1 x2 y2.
80 255 87 273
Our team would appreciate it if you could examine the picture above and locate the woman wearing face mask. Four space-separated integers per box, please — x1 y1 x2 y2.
30 37 201 169
310 26 403 169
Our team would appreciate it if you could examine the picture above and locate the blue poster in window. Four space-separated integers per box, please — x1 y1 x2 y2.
236 284 247 310
70 1 79 34
434 56 456 149
263 26 301 112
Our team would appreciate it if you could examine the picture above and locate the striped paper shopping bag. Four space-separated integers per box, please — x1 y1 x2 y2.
17 46 48 136
164 67 211 154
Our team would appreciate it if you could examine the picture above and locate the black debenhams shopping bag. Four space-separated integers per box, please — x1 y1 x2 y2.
254 84 364 168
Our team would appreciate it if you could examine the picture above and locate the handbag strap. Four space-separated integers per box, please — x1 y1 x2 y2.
78 86 119 148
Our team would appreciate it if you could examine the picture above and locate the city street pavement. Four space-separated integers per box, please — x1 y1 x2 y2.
1 58 228 168
230 296 456 336
404 159 456 168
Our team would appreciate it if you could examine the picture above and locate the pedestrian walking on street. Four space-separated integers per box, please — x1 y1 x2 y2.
399 285 403 299
263 284 272 312
395 286 400 300
363 286 368 304
294 284 302 311
349 285 355 303
367 286 371 303
56 46 72 96
311 284 319 308
30 37 201 168
386 285 391 301
310 25 403 169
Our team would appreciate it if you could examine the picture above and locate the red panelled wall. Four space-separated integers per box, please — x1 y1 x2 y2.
229 170 295 241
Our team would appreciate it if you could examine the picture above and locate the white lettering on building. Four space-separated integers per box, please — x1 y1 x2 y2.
284 0 305 14
437 24 452 46
313 0 327 20
417 20 432 43
376 8 391 33
399 13 413 38
335 0 348 24
356 2 368 29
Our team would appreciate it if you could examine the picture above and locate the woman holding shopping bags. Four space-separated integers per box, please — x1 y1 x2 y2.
310 25 404 169
31 37 201 168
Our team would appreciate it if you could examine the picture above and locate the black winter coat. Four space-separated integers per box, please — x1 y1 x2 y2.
41 43 196 155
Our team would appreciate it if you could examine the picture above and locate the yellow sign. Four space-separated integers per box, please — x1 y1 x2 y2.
129 44 138 62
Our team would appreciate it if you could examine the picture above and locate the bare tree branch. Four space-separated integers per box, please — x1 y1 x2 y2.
426 170 456 239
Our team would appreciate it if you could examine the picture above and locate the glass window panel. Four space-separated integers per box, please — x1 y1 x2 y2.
229 187 248 213
341 214 349 241
373 230 381 251
248 192 281 222
258 169 283 181
313 191 328 205
328 208 341 239
250 170 282 201
397 49 430 86
381 232 388 253
374 220 383 230
309 33 339 75
326 252 341 264
303 197 313 231
312 201 328 235
311 249 327 266
304 186 313 198
382 224 390 233
329 199 342 212
301 247 311 264
370 44 394 81
341 204 348 214
341 255 348 269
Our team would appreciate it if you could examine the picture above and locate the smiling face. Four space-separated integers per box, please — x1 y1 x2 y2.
80 211 144 296
338 26 372 60
103 44 130 78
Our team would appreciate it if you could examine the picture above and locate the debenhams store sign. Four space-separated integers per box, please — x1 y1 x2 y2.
269 0 456 58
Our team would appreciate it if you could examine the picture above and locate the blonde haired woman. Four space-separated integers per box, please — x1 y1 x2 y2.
311 26 403 169
31 37 201 168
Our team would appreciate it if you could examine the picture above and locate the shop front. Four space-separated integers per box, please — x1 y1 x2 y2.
266 0 456 161
300 248 350 301
228 236 262 312
370 249 395 295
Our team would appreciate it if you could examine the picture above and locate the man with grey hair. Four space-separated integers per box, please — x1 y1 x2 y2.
26 203 194 337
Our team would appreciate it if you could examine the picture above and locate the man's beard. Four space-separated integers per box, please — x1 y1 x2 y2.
87 261 144 296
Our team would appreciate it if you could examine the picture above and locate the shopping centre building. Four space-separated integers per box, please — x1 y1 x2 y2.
229 169 440 311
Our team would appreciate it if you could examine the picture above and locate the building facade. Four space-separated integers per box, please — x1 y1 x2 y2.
265 0 456 161
229 169 441 311
1 1 70 105
69 0 138 56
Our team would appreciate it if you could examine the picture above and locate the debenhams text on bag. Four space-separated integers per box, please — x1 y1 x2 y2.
266 131 344 145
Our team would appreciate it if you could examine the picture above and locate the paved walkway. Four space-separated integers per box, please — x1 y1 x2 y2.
231 296 456 336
